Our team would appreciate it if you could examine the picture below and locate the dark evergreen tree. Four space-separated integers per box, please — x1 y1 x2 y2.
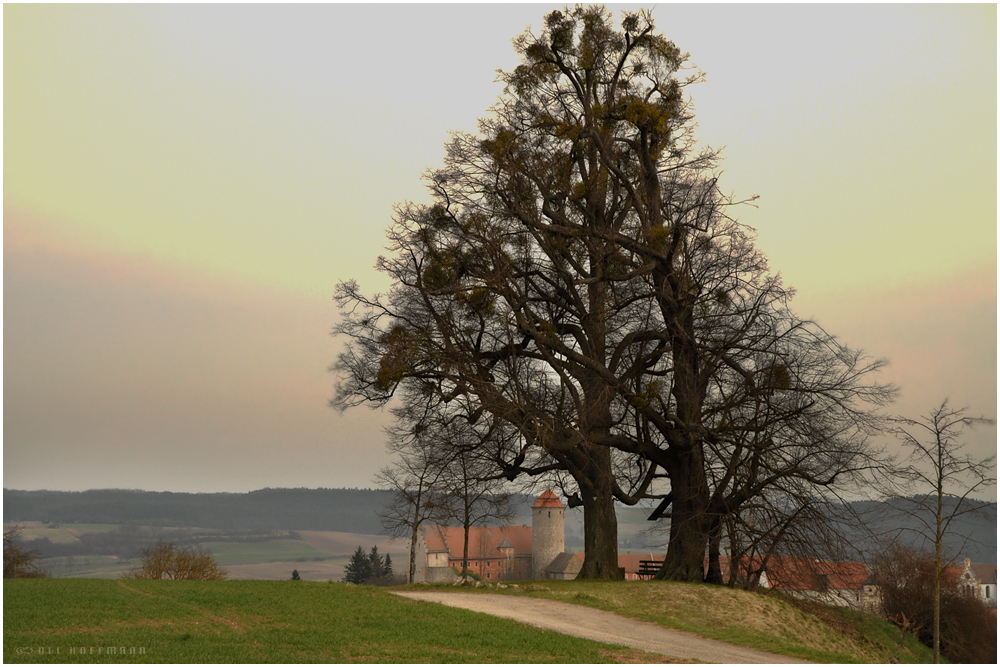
342 546 372 584
383 553 393 578
368 545 385 582
291 569 301 580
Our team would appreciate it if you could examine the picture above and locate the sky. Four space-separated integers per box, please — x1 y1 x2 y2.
4 4 996 494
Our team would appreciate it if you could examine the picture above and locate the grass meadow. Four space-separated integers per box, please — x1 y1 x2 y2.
4 579 672 664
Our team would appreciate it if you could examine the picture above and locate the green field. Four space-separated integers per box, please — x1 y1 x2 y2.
199 540 330 566
42 556 123 579
3 579 669 664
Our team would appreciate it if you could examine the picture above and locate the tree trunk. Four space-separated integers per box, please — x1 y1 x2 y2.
656 444 712 582
577 481 622 580
705 515 725 585
462 515 471 583
408 526 419 584
574 445 623 580
933 458 943 664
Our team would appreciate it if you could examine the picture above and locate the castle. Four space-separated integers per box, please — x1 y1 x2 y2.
411 489 582 583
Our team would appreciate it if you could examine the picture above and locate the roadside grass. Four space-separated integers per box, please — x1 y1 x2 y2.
4 579 677 664
411 579 933 663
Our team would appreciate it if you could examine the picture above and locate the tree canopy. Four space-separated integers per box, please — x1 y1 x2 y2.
334 5 893 581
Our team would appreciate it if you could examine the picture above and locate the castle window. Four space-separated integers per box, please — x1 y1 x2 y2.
486 572 491 579
548 511 551 517
486 561 491 567
987 586 991 599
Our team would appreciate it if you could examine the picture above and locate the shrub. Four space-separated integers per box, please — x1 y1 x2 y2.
871 544 996 663
3 524 45 578
123 539 227 580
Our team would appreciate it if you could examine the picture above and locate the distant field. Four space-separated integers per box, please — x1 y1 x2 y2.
3 579 662 663
44 556 124 579
16 526 410 581
6 522 122 545
224 558 353 582
297 530 406 557
199 539 329 565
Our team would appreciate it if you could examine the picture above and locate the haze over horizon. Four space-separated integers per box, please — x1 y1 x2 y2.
4 4 996 495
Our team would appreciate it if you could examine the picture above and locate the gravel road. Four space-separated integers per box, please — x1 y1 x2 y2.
392 590 812 664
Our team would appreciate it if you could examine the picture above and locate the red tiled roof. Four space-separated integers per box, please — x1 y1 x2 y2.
970 563 997 585
424 527 449 553
532 489 565 509
426 526 533 559
763 556 868 591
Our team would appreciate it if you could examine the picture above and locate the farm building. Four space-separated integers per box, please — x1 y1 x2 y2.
411 489 673 583
411 489 569 583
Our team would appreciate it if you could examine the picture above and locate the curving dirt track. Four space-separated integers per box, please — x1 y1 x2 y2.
393 590 812 664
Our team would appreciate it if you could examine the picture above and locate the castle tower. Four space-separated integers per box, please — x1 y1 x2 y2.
531 489 565 580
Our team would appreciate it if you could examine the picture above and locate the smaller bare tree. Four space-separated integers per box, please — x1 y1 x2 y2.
375 401 455 584
436 433 516 583
892 400 996 663
123 539 227 580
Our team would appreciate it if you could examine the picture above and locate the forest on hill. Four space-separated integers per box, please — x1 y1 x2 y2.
2 488 394 533
4 487 995 563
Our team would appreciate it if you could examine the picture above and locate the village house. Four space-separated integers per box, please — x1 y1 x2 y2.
760 556 869 609
700 554 870 609
957 557 997 606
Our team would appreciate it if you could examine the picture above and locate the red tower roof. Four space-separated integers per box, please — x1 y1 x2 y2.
532 489 565 509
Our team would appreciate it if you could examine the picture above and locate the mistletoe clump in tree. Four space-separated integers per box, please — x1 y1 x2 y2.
335 6 892 581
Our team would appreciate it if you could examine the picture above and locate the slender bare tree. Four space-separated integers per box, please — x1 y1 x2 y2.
891 400 996 663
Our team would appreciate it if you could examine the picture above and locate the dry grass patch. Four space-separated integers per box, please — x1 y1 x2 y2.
446 579 932 663
599 648 698 663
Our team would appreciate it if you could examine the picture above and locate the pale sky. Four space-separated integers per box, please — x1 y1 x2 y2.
4 4 996 494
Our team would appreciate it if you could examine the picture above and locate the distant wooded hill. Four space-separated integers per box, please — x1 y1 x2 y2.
2 488 395 533
4 488 994 562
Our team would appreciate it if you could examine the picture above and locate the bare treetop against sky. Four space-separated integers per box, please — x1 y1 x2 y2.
4 4 995 494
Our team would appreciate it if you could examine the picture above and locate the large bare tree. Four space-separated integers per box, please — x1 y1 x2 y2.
334 6 893 581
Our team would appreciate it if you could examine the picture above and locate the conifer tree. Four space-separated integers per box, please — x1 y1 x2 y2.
369 545 385 582
383 553 393 579
342 546 372 584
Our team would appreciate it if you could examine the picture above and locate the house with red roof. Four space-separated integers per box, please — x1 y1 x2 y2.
413 524 535 582
412 489 572 583
759 556 869 608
